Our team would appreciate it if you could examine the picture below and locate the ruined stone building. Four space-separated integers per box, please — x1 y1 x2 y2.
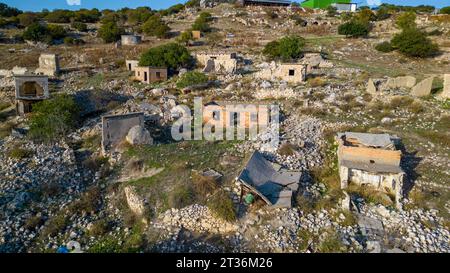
237 151 301 208
196 52 238 74
257 63 308 84
125 60 139 72
14 75 49 116
134 67 168 84
35 54 60 77
203 101 273 130
192 30 201 39
101 112 149 154
121 35 142 45
336 132 405 207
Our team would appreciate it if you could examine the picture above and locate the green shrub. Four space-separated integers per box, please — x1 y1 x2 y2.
47 24 67 40
207 191 236 222
376 7 391 21
98 21 124 43
176 71 208 89
263 36 305 61
177 30 193 45
338 21 369 38
169 184 194 208
71 21 87 32
0 3 22 17
7 146 34 159
64 37 85 45
185 0 200 8
17 12 38 27
88 219 110 236
73 8 102 23
191 12 213 32
45 9 73 23
23 23 50 43
441 7 450 14
139 43 191 71
142 15 170 38
326 6 337 17
395 11 416 30
375 41 394 52
28 94 79 142
391 28 439 58
355 9 376 23
318 231 345 253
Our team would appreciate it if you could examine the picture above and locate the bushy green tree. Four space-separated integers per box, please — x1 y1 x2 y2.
440 6 450 14
326 6 337 17
47 24 67 40
142 15 170 38
176 71 208 89
28 94 80 142
139 43 192 71
98 21 124 43
395 11 416 30
185 0 200 8
177 30 193 45
159 4 185 16
263 36 305 61
22 23 50 42
391 28 439 58
17 12 38 27
73 8 101 23
191 12 213 32
376 7 391 21
338 21 369 38
0 3 22 17
375 41 394 53
45 9 74 23
71 21 88 32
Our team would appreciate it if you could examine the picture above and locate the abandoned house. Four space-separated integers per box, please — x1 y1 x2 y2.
196 52 238 74
258 63 308 83
35 54 60 77
237 151 301 208
14 75 49 116
237 0 292 6
192 30 201 39
121 35 142 45
126 60 139 72
336 132 405 207
101 112 145 154
203 101 274 129
134 67 168 84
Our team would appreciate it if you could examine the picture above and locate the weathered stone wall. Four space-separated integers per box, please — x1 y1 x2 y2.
121 35 142 45
101 112 144 153
35 54 60 77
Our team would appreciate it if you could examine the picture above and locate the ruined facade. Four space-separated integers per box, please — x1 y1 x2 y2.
441 74 450 99
35 54 60 77
196 52 238 74
121 35 142 45
14 75 49 116
192 30 201 39
134 67 168 83
203 101 272 129
126 60 139 72
257 63 307 83
336 132 405 207
101 112 145 154
237 151 301 208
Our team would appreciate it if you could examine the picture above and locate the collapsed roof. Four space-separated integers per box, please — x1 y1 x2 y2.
237 151 301 208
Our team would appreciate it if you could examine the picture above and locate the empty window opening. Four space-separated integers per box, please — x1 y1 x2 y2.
289 69 295 76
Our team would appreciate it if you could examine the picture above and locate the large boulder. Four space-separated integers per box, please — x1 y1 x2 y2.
411 77 434 97
126 125 153 146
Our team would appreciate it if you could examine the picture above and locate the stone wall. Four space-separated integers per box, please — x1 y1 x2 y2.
101 112 145 153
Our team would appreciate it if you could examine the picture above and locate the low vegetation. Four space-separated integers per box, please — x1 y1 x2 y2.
207 190 236 222
28 94 80 143
176 71 209 89
263 36 305 61
139 43 192 71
